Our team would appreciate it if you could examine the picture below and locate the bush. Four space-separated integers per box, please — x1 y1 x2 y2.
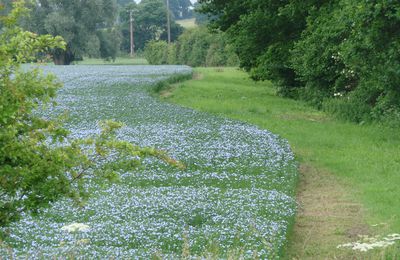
144 27 239 67
144 40 169 65
176 27 212 66
291 0 400 122
167 43 178 64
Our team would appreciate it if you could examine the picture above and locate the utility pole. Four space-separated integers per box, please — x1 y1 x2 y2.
129 10 135 57
166 0 171 44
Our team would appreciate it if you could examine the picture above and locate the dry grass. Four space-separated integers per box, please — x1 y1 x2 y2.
176 18 197 29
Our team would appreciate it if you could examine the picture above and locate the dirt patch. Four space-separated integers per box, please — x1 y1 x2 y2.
160 86 175 98
285 164 371 259
278 112 328 123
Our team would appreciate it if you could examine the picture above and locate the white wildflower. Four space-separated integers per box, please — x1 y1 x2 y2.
61 223 90 233
338 234 400 252
386 234 400 241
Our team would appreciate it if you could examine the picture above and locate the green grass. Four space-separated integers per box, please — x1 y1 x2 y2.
176 18 197 29
160 67 400 256
74 56 148 65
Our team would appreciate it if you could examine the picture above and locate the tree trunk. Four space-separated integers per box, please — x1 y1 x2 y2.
52 48 74 65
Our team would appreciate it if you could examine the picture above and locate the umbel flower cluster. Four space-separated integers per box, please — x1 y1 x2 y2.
1 65 298 259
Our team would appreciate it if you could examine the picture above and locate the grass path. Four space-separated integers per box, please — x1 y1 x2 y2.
1 65 298 258
161 67 400 258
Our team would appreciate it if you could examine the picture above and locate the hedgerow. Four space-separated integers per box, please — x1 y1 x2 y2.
144 27 239 67
199 0 400 124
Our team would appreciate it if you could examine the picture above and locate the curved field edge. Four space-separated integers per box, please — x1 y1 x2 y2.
159 67 400 258
0 65 298 259
151 71 299 259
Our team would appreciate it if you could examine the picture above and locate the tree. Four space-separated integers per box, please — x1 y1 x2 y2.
291 0 400 122
120 0 183 52
144 27 239 67
199 0 400 123
97 28 122 61
169 0 193 20
193 2 210 25
117 0 134 6
198 0 326 96
23 0 119 65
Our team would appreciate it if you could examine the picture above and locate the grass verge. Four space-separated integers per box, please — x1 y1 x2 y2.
158 67 400 258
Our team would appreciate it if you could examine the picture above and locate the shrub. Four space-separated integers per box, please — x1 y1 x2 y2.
145 27 239 67
167 43 178 64
291 0 400 122
144 40 169 65
176 27 212 66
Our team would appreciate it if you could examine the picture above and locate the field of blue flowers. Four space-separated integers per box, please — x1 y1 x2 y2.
1 65 297 259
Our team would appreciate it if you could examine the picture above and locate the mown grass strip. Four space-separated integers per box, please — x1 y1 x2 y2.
160 67 400 258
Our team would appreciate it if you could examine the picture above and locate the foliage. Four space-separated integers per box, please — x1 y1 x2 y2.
175 27 212 67
198 0 319 95
169 0 193 20
205 35 239 67
144 27 239 67
119 0 183 52
291 0 400 122
193 2 210 25
97 29 122 61
116 0 133 6
144 40 170 65
22 0 119 64
0 0 13 23
0 2 181 226
117 0 193 19
199 0 400 123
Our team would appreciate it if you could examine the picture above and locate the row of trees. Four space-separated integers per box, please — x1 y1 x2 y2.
199 0 400 123
144 27 239 67
1 0 193 65
118 0 193 19
119 0 183 52
22 0 120 64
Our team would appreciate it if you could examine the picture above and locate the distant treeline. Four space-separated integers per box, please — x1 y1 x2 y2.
198 0 400 124
5 0 193 64
144 27 239 67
